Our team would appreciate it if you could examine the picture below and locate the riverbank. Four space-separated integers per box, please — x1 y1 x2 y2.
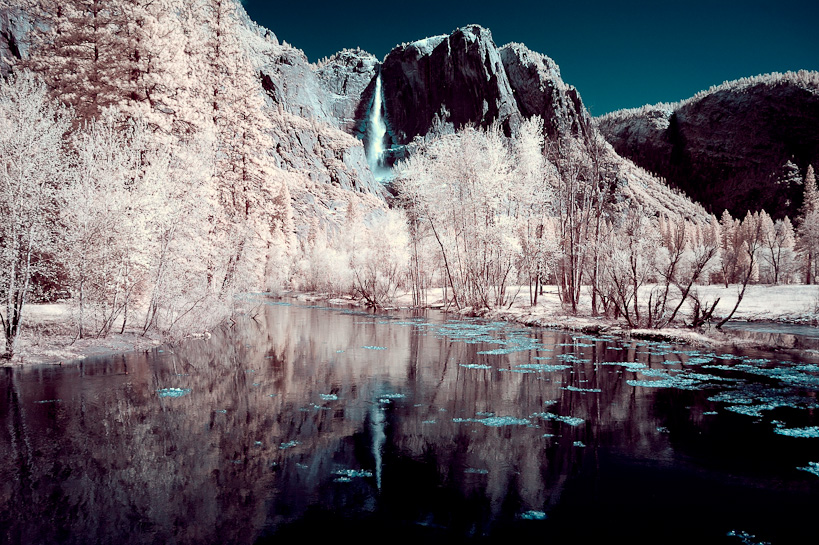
304 284 819 350
1 304 163 367
6 284 819 366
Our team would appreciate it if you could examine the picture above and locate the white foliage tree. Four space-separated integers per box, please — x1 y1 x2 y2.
0 71 71 357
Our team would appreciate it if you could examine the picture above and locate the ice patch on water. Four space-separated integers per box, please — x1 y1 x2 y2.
555 354 589 363
279 440 299 450
519 510 547 520
726 529 771 545
452 416 531 427
563 385 601 393
460 363 493 369
573 441 586 447
319 394 338 401
363 346 387 350
379 393 405 399
422 419 436 424
531 412 584 426
725 405 771 417
157 388 191 398
600 361 646 372
773 426 819 438
465 468 489 474
656 426 670 433
476 348 521 355
481 416 531 427
333 469 373 478
798 461 819 477
627 378 701 390
34 399 61 404
516 363 571 372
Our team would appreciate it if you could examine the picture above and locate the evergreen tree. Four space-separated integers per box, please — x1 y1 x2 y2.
798 165 819 283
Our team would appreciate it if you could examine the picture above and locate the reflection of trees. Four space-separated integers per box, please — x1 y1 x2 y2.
1 303 682 544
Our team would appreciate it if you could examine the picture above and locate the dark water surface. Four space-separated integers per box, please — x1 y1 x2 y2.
2 300 818 545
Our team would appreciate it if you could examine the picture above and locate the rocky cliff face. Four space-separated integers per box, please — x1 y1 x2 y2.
233 15 388 233
314 48 378 136
354 26 592 166
499 43 589 139
0 6 30 76
597 72 819 219
380 26 522 147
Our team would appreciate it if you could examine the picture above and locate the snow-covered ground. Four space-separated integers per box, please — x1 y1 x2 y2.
7 284 819 366
2 304 162 367
393 284 819 324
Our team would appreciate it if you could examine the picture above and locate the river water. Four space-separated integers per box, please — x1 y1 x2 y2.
1 299 818 544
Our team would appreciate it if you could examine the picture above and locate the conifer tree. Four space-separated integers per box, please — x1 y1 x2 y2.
798 165 819 284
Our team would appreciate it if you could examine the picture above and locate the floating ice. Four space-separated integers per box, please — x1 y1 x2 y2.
519 510 547 520
656 426 670 433
573 441 586 447
379 393 405 399
563 385 601 393
34 399 61 404
531 412 584 427
333 469 373 478
600 361 646 372
157 388 191 398
422 420 436 424
726 530 771 545
798 461 819 477
452 416 531 427
465 468 489 474
362 346 387 350
460 363 493 369
481 416 531 427
773 426 819 438
517 363 571 372
319 394 338 401
279 440 300 450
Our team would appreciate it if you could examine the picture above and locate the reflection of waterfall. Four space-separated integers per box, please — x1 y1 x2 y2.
366 73 389 181
371 403 386 491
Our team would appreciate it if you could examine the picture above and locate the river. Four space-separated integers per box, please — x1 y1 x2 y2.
1 298 818 544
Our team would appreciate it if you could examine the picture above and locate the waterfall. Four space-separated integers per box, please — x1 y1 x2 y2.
366 73 388 180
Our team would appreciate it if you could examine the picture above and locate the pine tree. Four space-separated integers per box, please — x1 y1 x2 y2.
798 165 819 283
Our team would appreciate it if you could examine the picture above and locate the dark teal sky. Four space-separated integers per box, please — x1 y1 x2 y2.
242 0 818 115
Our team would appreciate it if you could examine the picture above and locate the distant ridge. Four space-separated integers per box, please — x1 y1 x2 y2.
597 71 819 219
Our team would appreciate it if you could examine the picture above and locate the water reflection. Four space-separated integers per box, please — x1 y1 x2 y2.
1 300 818 544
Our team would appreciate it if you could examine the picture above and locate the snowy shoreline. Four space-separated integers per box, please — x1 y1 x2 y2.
6 284 818 367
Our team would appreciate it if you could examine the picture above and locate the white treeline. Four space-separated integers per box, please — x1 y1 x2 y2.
383 121 816 328
0 0 295 358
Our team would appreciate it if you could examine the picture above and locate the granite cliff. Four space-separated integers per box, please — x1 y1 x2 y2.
597 72 819 219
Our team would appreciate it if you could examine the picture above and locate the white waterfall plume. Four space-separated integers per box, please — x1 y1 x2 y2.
366 73 389 180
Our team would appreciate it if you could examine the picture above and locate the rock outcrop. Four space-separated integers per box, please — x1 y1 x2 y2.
380 25 521 147
500 43 589 139
314 48 378 135
0 6 29 76
597 72 819 219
